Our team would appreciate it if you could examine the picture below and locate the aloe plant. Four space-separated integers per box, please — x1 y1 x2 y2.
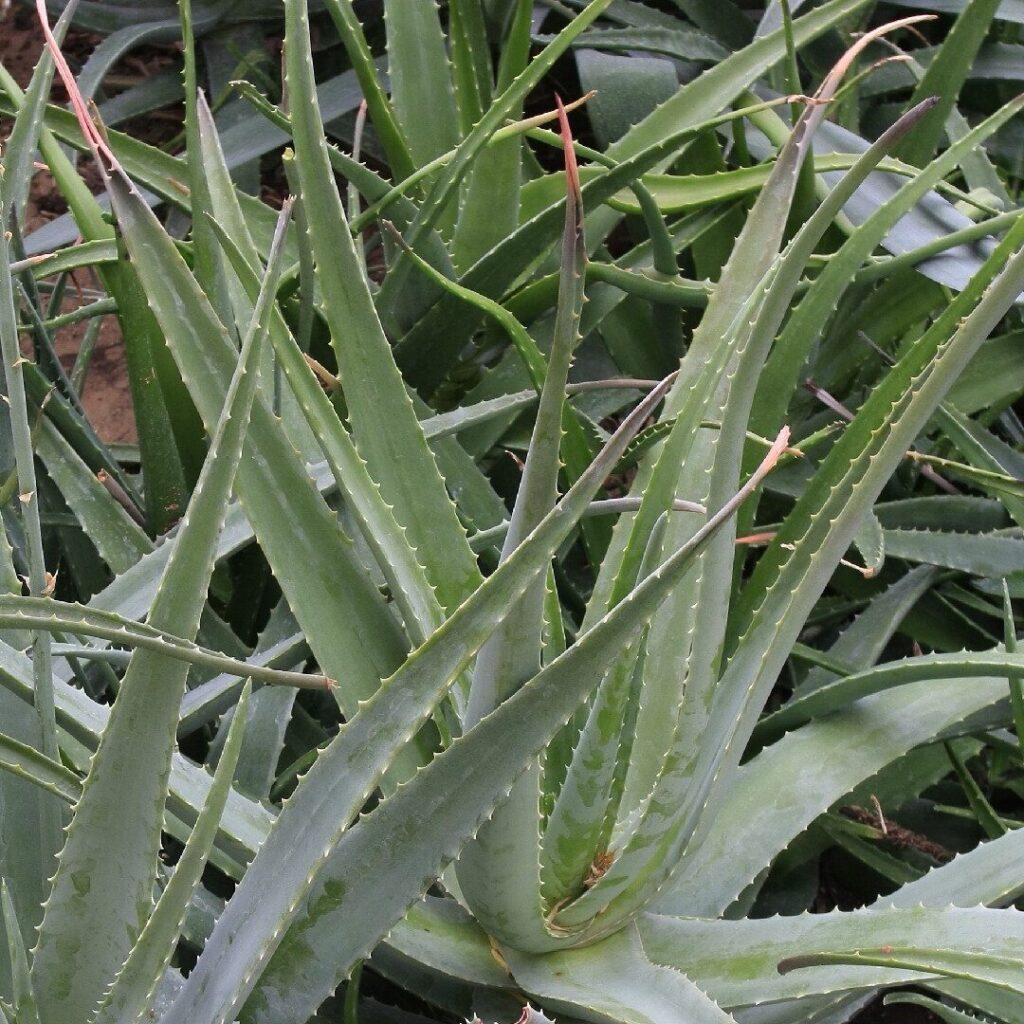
1 1 1024 1022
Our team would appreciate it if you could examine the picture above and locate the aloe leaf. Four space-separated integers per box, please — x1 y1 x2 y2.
178 629 307 737
180 0 230 329
666 84 934 721
940 410 1024 518
883 993 998 1024
451 0 526 271
394 0 875 393
902 452 1024 502
0 63 188 535
945 740 1007 841
284 0 482 616
0 70 364 257
456 103 607 948
163 377 675 1023
16 239 118 279
895 0 1002 167
0 731 80 805
196 110 473 724
36 421 150 575
449 0 492 133
502 926 736 1024
227 80 459 322
464 99 587 726
383 0 459 168
0 1 77 222
204 220 449 655
657 668 1014 920
320 0 416 180
606 0 867 163
2 882 39 1024
640 906 1024 1008
376 0 615 318
30 195 290 1022
610 153 982 216
880 529 1024 577
576 209 1024 930
384 897 510 992
0 595 330 690
566 247 791 852
383 221 598 528
0 637 273 871
780 946 1024 1001
81 106 412 724
220 684 294 801
753 648 1024 746
540 526 662 905
194 424 785 1023
191 95 318 463
201 200 468 736
577 51 937 890
91 683 252 1024
795 566 936 697
661 207 1024 923
561 25 729 62
0 107 63 900
752 95 1024 445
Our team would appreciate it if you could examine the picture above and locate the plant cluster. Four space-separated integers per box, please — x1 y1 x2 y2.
1 0 1024 1022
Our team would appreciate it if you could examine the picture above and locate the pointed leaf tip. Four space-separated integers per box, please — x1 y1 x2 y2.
555 95 581 204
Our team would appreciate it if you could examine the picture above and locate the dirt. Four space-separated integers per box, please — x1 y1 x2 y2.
2 2 138 445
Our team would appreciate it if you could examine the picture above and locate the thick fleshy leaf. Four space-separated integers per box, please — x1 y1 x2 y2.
30 189 289 1022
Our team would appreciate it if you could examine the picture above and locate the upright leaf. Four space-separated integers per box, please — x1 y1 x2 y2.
31 191 291 1022
92 684 253 1024
457 99 588 950
284 0 482 616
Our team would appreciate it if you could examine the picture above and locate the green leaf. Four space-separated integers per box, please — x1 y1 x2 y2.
0 731 80 805
895 0 1003 167
641 906 1024 1008
885 991 1006 1024
383 0 459 167
36 421 150 576
0 86 64 933
753 647 1024 747
201 421 783 1023
0 595 329 690
86 106 411 722
449 0 493 133
377 0 616 323
457 103 591 948
2 881 39 1024
779 943 1024 1001
30 191 289 1022
0 636 274 873
285 0 482 617
656 675 1011 919
395 0 874 394
92 683 252 1024
561 53 941 935
163 378 677 1023
450 0 523 271
503 926 736 1024
320 0 416 180
751 95 1024 445
0 63 189 535
881 528 1024 577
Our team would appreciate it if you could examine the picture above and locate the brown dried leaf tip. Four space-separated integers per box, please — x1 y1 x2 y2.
583 849 614 889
